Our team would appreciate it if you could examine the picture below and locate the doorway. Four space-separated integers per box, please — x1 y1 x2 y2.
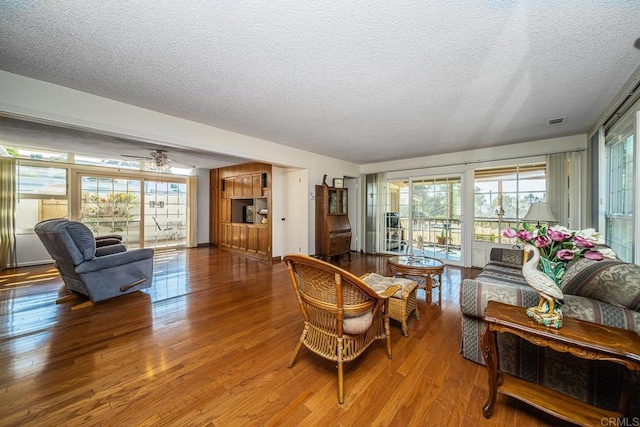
282 169 309 255
385 175 463 264
79 174 187 249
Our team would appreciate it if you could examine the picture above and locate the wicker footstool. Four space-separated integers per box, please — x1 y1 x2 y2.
361 273 420 337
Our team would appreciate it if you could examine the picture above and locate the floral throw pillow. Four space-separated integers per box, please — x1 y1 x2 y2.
561 258 640 312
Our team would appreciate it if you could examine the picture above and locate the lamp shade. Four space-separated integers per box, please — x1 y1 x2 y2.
523 202 557 224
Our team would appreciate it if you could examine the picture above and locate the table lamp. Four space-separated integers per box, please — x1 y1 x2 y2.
523 202 557 227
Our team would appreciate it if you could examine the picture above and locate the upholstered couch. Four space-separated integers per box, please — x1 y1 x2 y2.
460 248 640 413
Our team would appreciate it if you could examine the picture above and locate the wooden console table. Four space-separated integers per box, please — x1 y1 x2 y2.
481 301 640 425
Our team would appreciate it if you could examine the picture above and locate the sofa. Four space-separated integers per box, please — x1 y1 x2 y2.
460 247 640 413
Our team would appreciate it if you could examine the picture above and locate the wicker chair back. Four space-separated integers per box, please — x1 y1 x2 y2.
283 254 398 403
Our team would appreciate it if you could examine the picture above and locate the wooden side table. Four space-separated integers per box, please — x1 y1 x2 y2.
481 301 640 425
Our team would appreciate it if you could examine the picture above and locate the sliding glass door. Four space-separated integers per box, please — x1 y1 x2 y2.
143 180 187 248
79 174 187 249
385 175 463 264
80 176 143 247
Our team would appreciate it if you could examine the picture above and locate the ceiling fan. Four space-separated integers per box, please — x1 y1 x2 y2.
122 149 177 171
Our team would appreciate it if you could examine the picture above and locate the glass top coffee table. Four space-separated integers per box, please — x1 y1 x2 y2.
387 256 445 305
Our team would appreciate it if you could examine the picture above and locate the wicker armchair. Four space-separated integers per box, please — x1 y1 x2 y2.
284 254 401 404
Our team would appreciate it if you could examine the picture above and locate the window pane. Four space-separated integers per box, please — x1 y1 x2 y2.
75 155 141 170
144 179 188 247
81 175 143 247
16 199 68 233
17 165 67 195
606 128 634 262
2 146 67 162
473 163 547 243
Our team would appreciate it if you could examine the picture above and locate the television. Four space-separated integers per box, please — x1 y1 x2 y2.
244 205 255 223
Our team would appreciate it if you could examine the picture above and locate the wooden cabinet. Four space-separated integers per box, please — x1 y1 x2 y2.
214 163 272 261
251 173 263 197
247 225 269 256
315 185 351 260
222 178 233 198
220 198 231 223
209 169 220 245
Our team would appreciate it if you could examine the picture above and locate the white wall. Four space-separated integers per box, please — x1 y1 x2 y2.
0 71 361 255
16 234 52 266
362 134 587 174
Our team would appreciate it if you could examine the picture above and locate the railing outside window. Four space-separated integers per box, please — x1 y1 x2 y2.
474 163 547 244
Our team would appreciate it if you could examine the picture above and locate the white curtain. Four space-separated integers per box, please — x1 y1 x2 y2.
0 158 17 269
363 172 387 254
186 176 198 248
546 151 584 229
375 172 387 254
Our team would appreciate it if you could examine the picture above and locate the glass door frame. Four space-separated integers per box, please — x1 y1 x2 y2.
603 109 638 263
385 173 466 266
74 170 189 249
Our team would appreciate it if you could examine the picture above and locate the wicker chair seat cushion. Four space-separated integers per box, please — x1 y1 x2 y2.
361 273 415 299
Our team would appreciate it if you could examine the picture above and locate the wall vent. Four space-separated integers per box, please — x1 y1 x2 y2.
547 117 566 125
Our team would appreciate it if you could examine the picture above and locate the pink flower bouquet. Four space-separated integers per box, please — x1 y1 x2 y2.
503 224 615 284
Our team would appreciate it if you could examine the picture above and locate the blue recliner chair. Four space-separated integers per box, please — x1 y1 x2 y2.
34 218 154 308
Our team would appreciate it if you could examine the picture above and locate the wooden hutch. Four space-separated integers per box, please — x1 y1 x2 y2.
211 162 272 261
315 184 351 260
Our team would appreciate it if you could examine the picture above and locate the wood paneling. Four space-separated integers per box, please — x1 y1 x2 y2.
214 162 272 261
0 251 573 425
209 169 219 245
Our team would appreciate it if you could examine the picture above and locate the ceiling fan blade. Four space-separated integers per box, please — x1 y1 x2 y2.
120 149 195 169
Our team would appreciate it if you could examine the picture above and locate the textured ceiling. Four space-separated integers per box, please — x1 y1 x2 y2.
1 1 640 165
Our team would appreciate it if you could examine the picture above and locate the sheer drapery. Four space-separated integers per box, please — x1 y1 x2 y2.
546 151 585 229
363 172 387 254
186 175 198 248
0 158 17 269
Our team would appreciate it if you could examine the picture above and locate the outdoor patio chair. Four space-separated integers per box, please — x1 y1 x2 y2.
152 216 179 244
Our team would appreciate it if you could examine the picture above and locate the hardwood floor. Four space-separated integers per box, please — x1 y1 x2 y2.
0 248 570 426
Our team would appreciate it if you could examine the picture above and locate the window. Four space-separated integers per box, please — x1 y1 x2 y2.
474 163 546 243
143 180 187 247
80 175 142 246
1 146 67 163
75 154 141 170
605 116 634 262
15 165 69 233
